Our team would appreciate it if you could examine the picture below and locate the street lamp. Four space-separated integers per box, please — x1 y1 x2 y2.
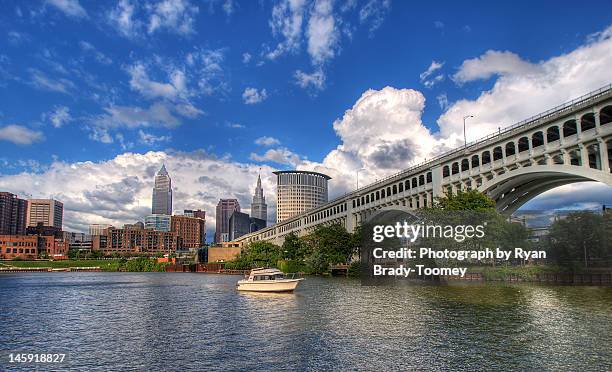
463 115 474 148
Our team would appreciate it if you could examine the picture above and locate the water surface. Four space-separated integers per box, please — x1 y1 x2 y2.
0 273 610 371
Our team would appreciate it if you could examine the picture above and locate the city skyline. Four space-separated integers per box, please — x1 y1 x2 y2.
0 1 611 236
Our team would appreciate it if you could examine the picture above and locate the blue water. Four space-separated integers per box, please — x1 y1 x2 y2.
0 273 611 371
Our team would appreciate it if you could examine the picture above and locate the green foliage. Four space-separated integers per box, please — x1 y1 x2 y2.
434 190 496 211
224 223 361 274
547 211 610 268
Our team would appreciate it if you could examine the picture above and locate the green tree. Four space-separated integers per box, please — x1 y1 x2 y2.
547 211 610 268
434 190 495 211
282 232 302 261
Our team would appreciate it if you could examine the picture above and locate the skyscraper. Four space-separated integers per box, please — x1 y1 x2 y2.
26 199 63 229
250 174 267 221
215 199 240 243
152 164 172 215
274 170 330 222
0 192 27 235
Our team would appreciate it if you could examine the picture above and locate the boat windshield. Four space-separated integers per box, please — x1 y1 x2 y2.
252 273 285 280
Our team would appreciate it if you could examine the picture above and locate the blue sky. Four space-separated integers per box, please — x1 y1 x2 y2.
0 0 611 234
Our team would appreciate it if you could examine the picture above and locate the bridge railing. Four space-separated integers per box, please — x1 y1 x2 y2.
345 83 612 197
236 83 612 242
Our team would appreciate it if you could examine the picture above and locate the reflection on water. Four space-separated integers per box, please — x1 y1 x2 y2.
0 273 610 371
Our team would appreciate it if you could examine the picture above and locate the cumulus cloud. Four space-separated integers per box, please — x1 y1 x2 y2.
250 147 302 166
45 106 72 128
242 52 252 64
419 60 444 88
127 62 188 100
0 125 44 145
359 0 391 34
452 50 540 83
0 151 277 234
242 87 268 104
47 0 87 18
107 0 140 38
147 0 199 35
255 136 281 146
439 27 612 142
107 0 199 38
138 130 171 146
307 0 339 65
294 68 325 90
266 0 307 60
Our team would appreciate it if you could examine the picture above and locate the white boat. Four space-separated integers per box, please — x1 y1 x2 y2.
237 267 304 292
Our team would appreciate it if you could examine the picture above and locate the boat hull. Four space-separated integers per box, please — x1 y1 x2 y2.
237 278 303 292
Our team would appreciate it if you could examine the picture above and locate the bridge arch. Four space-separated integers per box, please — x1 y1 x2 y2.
478 165 612 215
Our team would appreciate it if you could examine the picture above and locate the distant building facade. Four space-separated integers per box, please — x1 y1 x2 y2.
229 211 266 241
183 209 206 220
89 223 112 236
26 199 63 229
145 214 171 232
0 235 68 260
171 215 206 249
152 164 172 215
0 192 27 235
215 199 240 243
250 175 267 222
99 227 178 254
123 222 144 230
273 170 330 222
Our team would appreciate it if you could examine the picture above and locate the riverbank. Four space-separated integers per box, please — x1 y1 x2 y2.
0 258 168 272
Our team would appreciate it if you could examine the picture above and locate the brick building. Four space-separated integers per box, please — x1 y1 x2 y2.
171 215 206 249
0 235 68 260
100 227 179 254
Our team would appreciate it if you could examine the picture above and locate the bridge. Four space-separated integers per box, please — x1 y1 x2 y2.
236 84 612 246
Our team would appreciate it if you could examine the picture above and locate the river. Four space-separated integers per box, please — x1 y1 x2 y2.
0 272 610 371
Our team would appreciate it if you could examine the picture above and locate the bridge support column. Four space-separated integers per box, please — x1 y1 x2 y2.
595 108 601 134
579 144 588 167
598 138 610 173
561 149 569 165
576 115 583 140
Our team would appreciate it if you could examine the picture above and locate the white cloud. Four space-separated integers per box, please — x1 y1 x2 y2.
223 0 234 15
94 102 183 130
47 0 87 18
138 130 171 146
439 26 612 142
266 0 307 60
46 106 72 128
127 62 188 100
226 122 245 129
452 50 540 83
419 60 444 88
255 136 281 146
0 125 44 145
147 0 199 36
29 69 74 94
436 93 449 110
294 68 325 90
242 87 268 104
107 0 140 38
434 20 444 29
0 151 278 234
89 127 114 144
242 52 252 64
359 0 391 34
307 0 339 65
250 147 302 166
79 41 112 65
